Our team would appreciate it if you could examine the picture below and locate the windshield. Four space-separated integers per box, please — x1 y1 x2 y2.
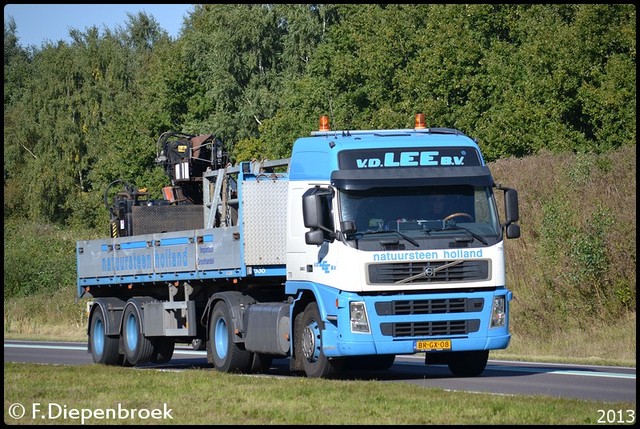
338 185 501 247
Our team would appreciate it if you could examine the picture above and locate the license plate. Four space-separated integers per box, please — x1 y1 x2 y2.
415 339 451 351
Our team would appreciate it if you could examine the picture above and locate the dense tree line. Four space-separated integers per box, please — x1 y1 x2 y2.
3 4 636 230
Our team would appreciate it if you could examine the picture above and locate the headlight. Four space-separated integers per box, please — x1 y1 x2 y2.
490 296 506 328
350 301 370 333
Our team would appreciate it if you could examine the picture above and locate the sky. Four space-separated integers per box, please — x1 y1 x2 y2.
4 4 195 47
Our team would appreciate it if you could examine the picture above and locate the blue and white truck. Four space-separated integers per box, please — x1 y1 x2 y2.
77 114 520 378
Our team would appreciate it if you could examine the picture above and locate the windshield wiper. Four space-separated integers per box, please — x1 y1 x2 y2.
358 230 420 247
439 225 488 245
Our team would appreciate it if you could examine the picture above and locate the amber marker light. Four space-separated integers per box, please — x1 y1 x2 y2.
415 113 426 129
319 115 330 131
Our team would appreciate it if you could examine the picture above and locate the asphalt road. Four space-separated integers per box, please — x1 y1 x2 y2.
4 339 636 404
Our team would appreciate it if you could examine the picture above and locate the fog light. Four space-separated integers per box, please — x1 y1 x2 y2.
491 296 506 327
350 301 370 333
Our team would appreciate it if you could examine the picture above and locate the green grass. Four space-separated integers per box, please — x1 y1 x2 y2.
3 362 635 425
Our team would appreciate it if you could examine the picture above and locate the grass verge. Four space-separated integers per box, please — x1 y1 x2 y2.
4 362 636 425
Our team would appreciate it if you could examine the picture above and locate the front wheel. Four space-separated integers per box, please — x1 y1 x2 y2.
299 302 342 378
207 301 252 373
447 350 489 377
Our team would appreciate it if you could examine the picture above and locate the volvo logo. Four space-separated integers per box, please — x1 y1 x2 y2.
395 260 464 285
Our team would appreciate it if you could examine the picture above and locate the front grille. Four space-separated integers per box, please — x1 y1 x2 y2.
368 260 489 284
380 319 480 337
375 298 484 316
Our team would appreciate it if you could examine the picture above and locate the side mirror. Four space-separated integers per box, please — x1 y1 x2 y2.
506 223 520 239
305 229 325 245
504 188 519 223
496 185 520 239
302 187 335 244
302 193 322 229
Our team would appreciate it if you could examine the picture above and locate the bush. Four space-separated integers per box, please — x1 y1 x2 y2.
3 219 78 298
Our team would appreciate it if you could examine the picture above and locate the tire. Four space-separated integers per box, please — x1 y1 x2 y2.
289 310 305 373
207 301 252 373
122 302 155 366
118 354 134 367
447 350 489 377
250 353 274 373
89 307 120 365
191 338 206 351
151 338 175 364
299 302 342 378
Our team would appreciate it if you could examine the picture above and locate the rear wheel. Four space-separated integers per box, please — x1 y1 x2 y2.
299 302 342 378
447 350 489 377
207 301 252 373
250 353 274 373
191 338 206 351
89 307 120 365
122 303 155 366
151 338 175 364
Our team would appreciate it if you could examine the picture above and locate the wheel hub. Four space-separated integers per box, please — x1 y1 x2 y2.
301 322 320 362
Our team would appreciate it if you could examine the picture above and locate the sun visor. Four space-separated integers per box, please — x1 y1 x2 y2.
330 166 494 190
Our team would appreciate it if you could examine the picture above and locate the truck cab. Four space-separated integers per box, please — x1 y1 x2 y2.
285 115 520 377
